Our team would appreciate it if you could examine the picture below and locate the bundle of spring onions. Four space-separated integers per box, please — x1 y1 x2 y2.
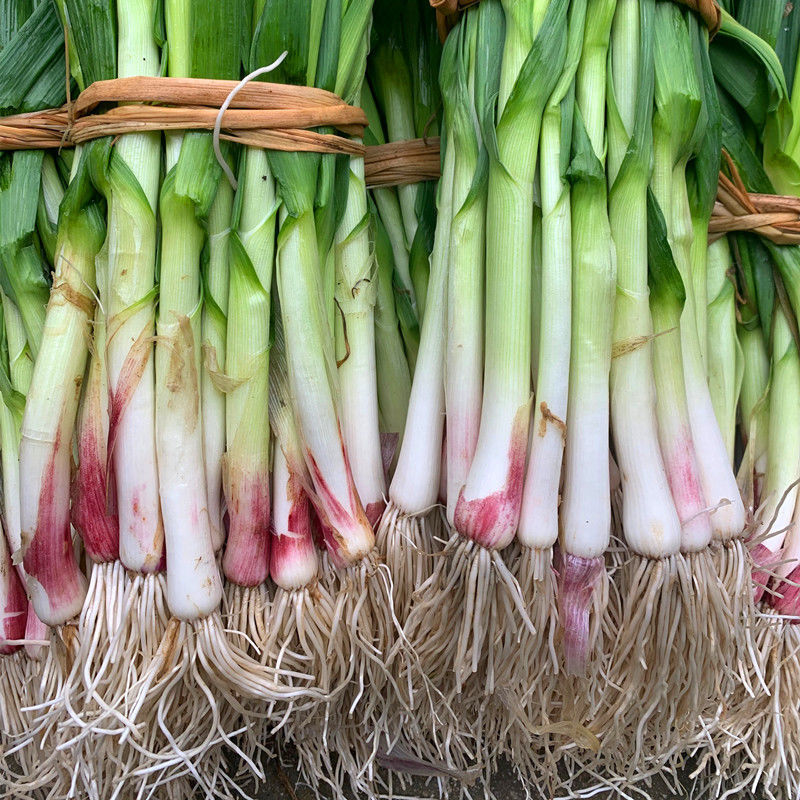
678 5 800 798
9 0 800 798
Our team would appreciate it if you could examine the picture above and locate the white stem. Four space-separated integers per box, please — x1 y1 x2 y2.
335 156 385 520
156 307 222 620
389 142 456 512
518 101 571 550
672 173 745 541
755 309 800 557
202 181 234 552
110 0 163 573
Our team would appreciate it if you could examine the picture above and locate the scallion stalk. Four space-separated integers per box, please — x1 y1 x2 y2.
370 196 412 454
19 149 100 626
750 309 800 599
737 322 769 507
71 306 117 565
506 0 585 758
264 315 338 716
101 0 163 578
607 0 681 567
655 4 745 544
443 11 485 530
334 151 385 526
705 237 742 462
558 0 616 676
202 180 233 553
222 145 275 595
649 15 714 554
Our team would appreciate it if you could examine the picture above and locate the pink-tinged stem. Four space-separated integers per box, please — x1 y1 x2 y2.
751 543 780 604
305 441 374 567
1 541 27 655
72 356 119 563
270 460 318 591
454 405 528 550
558 551 604 675
108 323 164 575
364 499 385 530
222 467 270 588
22 431 87 626
24 603 48 659
662 430 712 553
769 563 800 619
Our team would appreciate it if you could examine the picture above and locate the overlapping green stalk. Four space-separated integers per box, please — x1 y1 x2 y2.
221 78 275 599
13 0 104 628
264 0 375 566
705 236 741 461
456 0 566 549
361 84 420 366
333 0 385 529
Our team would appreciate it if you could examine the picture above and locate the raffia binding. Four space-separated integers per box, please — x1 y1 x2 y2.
0 86 440 188
362 138 800 240
0 76 367 156
432 0 721 40
709 154 800 246
0 109 67 150
364 137 441 188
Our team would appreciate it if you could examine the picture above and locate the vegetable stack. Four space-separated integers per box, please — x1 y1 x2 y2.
8 0 800 799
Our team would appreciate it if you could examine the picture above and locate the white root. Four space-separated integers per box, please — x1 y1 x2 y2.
390 534 533 781
560 549 747 788
493 543 561 782
695 612 800 800
376 501 444 624
40 609 321 799
222 582 270 658
1 650 61 796
289 549 419 800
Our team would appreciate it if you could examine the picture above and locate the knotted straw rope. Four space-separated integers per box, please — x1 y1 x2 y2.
1 76 367 154
710 154 800 247
0 76 436 188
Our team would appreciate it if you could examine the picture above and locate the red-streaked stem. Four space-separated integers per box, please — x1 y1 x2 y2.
765 497 800 609
22 427 87 626
108 320 164 574
1 530 27 654
276 208 374 566
222 465 270 588
24 604 48 659
751 543 779 604
454 403 529 550
19 196 98 624
558 551 604 675
304 440 372 569
270 446 318 591
769 563 800 619
662 431 714 553
72 312 118 563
